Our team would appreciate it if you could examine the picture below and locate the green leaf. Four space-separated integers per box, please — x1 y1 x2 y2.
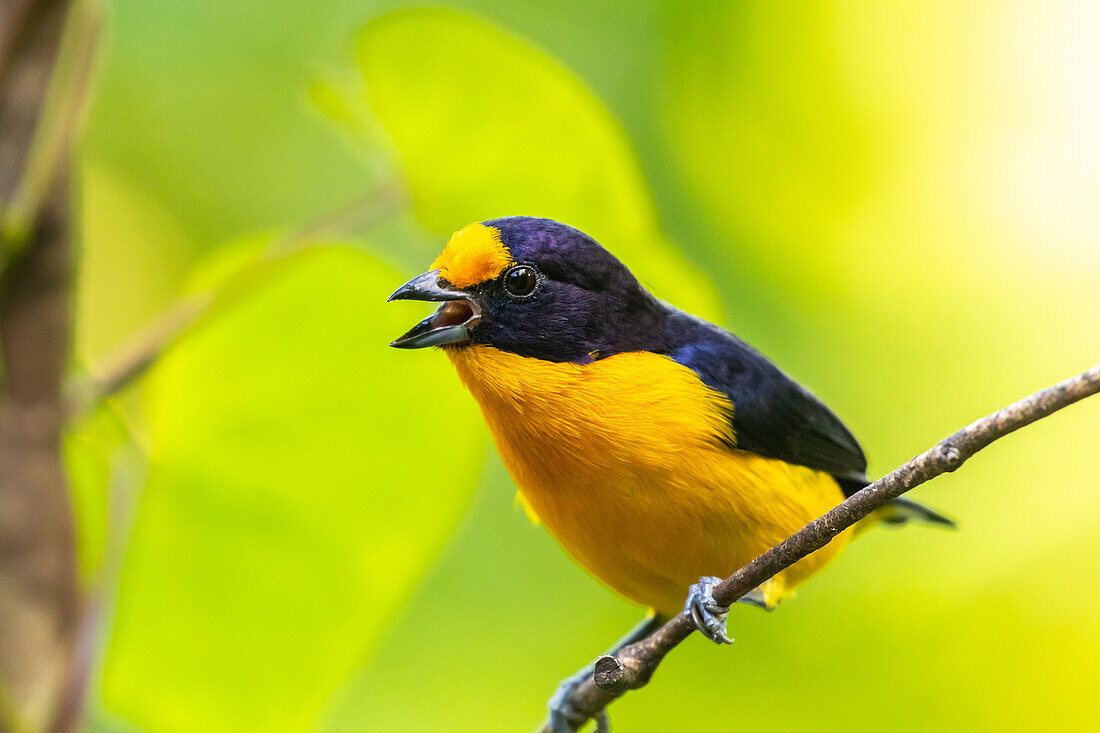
101 243 485 731
351 8 721 321
63 403 140 580
77 162 196 364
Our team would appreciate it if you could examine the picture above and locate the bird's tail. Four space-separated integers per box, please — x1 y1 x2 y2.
874 496 957 530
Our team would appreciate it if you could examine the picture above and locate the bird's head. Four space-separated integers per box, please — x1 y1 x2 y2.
389 217 666 362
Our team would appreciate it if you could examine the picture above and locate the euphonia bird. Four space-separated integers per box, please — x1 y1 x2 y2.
389 217 952 727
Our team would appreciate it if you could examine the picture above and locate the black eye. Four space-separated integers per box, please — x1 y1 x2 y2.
503 265 538 297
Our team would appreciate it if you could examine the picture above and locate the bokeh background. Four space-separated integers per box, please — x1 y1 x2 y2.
64 1 1100 730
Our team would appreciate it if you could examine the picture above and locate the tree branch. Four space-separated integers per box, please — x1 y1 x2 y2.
1 0 99 263
541 363 1100 732
0 0 98 729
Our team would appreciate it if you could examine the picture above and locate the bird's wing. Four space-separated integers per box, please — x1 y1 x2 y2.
666 315 868 492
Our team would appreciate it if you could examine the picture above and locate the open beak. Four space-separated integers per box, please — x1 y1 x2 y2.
388 270 481 349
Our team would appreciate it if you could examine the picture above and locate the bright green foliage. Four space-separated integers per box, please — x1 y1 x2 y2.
81 1 373 248
100 244 484 731
352 8 722 321
76 162 197 363
63 403 139 580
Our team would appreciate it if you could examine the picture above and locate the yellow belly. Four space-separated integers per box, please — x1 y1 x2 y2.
447 345 852 616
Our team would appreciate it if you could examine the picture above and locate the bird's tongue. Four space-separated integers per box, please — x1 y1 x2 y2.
431 300 474 328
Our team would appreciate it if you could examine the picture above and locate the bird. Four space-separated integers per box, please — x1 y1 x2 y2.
388 216 953 730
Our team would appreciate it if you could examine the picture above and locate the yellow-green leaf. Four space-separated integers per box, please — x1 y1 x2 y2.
77 162 196 363
102 243 484 731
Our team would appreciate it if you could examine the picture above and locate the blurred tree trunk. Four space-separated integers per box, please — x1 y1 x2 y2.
0 1 87 730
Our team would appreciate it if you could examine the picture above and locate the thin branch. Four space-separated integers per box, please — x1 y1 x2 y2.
0 0 49 94
65 178 407 417
541 363 1100 732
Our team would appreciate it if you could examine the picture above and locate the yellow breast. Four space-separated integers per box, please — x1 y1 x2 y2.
446 345 851 615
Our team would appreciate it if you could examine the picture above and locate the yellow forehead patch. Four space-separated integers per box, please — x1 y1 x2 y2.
431 223 512 288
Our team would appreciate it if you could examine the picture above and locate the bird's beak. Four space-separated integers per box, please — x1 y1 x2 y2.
388 269 482 349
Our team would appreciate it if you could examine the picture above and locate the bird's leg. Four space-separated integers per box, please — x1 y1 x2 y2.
684 576 735 644
545 613 667 733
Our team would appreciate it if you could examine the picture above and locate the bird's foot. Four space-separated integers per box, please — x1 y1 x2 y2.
546 669 609 733
684 576 733 644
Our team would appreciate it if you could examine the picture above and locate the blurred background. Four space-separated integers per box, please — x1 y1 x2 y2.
7 0 1100 730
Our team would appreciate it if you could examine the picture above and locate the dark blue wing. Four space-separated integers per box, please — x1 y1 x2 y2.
663 310 869 493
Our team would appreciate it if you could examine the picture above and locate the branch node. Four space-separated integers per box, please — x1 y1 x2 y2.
592 655 625 692
939 442 963 471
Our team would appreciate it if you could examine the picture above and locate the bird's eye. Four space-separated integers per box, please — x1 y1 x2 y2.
503 265 538 297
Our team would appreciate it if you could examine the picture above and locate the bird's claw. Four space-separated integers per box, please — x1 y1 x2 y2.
547 673 610 733
684 576 733 644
